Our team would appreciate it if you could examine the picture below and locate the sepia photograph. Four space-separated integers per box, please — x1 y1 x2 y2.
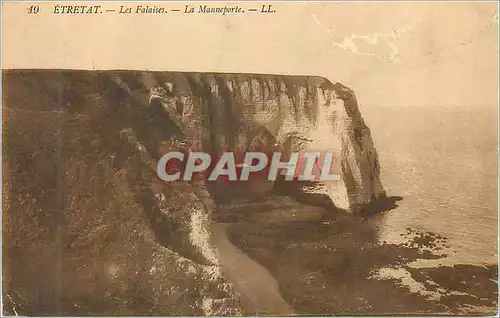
1 1 498 316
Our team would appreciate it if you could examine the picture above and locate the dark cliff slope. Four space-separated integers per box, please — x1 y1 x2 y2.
2 70 240 315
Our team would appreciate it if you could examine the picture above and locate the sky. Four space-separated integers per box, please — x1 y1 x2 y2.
2 1 499 108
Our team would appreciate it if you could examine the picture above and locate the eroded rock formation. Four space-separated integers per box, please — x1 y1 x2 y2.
146 73 386 211
2 70 385 315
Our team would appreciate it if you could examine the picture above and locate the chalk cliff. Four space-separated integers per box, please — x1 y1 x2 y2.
2 70 385 315
145 72 386 211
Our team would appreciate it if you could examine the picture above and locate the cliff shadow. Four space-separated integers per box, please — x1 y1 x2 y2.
272 179 341 216
356 195 404 218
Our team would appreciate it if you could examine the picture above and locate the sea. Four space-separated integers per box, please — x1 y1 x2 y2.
361 105 498 266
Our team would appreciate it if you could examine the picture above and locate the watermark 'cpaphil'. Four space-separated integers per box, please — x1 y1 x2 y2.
156 151 342 182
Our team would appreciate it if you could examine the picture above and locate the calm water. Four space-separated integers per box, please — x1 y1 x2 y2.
362 106 498 265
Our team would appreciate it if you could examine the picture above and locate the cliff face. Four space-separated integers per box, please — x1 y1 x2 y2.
145 72 386 211
2 70 385 315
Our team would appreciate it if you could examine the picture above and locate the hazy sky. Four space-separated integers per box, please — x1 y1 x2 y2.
3 1 498 108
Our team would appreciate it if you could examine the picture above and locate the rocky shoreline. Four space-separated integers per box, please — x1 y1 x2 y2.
223 193 497 315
